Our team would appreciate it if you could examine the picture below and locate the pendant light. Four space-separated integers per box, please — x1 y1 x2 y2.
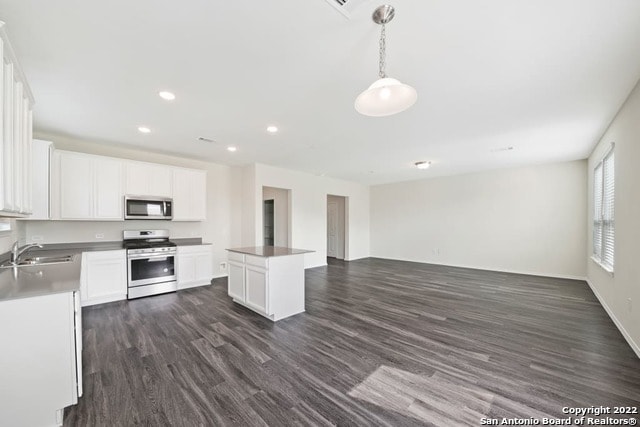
355 5 417 117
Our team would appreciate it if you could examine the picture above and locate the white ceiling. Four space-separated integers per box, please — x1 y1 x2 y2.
1 0 640 185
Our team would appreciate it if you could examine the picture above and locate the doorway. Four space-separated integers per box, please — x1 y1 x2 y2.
263 199 274 246
262 186 291 247
327 195 347 260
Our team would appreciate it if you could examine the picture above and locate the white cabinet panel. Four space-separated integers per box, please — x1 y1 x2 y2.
177 252 196 284
28 139 52 219
148 164 172 197
245 265 268 314
0 27 34 217
95 157 122 219
172 167 206 221
59 151 93 219
0 292 78 426
80 250 127 306
177 244 213 289
125 161 172 197
228 261 245 301
55 151 123 220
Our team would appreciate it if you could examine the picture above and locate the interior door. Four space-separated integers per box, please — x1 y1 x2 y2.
327 201 337 257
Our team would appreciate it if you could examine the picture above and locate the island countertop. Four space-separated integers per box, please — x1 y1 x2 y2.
226 246 313 258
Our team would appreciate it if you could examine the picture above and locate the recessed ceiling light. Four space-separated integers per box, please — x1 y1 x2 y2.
138 126 151 134
227 146 237 152
159 91 175 101
266 125 278 133
415 161 431 169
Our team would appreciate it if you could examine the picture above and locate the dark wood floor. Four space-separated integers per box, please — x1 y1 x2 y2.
65 258 640 426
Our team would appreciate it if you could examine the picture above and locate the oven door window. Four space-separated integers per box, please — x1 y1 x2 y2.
129 255 175 285
127 200 165 217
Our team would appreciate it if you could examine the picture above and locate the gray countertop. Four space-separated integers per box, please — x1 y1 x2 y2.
0 238 211 303
226 246 313 257
0 250 82 302
28 238 209 252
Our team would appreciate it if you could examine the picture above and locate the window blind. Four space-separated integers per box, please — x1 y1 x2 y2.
593 147 614 271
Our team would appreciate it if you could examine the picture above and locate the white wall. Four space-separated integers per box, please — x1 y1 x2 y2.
22 134 234 278
587 80 640 357
371 161 587 279
245 163 369 268
263 186 289 247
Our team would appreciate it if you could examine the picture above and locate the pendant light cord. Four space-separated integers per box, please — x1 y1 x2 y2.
379 24 386 78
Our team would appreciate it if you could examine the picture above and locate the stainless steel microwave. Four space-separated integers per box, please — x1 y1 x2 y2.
124 196 173 220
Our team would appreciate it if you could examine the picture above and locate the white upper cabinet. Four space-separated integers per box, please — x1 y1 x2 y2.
172 167 206 221
48 148 206 222
125 161 172 197
94 157 123 219
0 22 35 217
26 139 51 220
53 150 123 220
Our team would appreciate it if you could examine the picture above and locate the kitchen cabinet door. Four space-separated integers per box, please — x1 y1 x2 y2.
245 264 269 315
0 292 78 427
172 167 206 221
177 244 213 289
55 151 123 220
177 252 196 286
94 156 123 219
125 161 172 198
80 250 127 306
28 139 52 219
0 30 35 217
59 151 93 219
147 163 172 197
228 260 245 301
124 161 148 196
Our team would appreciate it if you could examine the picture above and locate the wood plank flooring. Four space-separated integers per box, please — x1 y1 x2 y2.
64 258 640 426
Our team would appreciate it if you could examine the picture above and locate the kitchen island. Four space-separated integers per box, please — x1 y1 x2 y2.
226 246 313 321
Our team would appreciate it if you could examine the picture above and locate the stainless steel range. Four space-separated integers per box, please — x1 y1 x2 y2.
124 230 177 299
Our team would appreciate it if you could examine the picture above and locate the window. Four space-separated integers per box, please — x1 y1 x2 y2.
593 145 615 272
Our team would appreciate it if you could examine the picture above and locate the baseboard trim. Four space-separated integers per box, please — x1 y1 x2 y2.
586 279 640 359
369 256 587 281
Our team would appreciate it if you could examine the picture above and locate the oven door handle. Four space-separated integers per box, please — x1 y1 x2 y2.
128 253 176 260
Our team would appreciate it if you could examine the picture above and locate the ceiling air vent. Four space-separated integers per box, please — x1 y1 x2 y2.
324 0 370 19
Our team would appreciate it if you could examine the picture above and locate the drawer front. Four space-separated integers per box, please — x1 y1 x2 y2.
228 251 245 263
245 255 267 269
178 244 212 255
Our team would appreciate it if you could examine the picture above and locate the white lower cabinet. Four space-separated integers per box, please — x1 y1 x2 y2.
0 291 82 427
80 250 127 306
177 244 213 289
245 264 268 314
227 260 245 301
226 251 305 321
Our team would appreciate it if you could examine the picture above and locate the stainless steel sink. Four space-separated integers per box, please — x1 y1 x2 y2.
0 254 75 268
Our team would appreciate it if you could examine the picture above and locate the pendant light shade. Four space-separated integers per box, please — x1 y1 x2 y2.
356 5 417 117
355 77 417 117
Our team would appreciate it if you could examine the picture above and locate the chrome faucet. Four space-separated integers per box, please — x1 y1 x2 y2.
10 241 44 264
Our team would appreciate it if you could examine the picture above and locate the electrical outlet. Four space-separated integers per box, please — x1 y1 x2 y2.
628 298 632 313
95 233 104 239
31 235 44 242
220 262 227 271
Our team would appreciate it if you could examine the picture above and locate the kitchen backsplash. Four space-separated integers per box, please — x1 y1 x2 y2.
21 220 206 244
